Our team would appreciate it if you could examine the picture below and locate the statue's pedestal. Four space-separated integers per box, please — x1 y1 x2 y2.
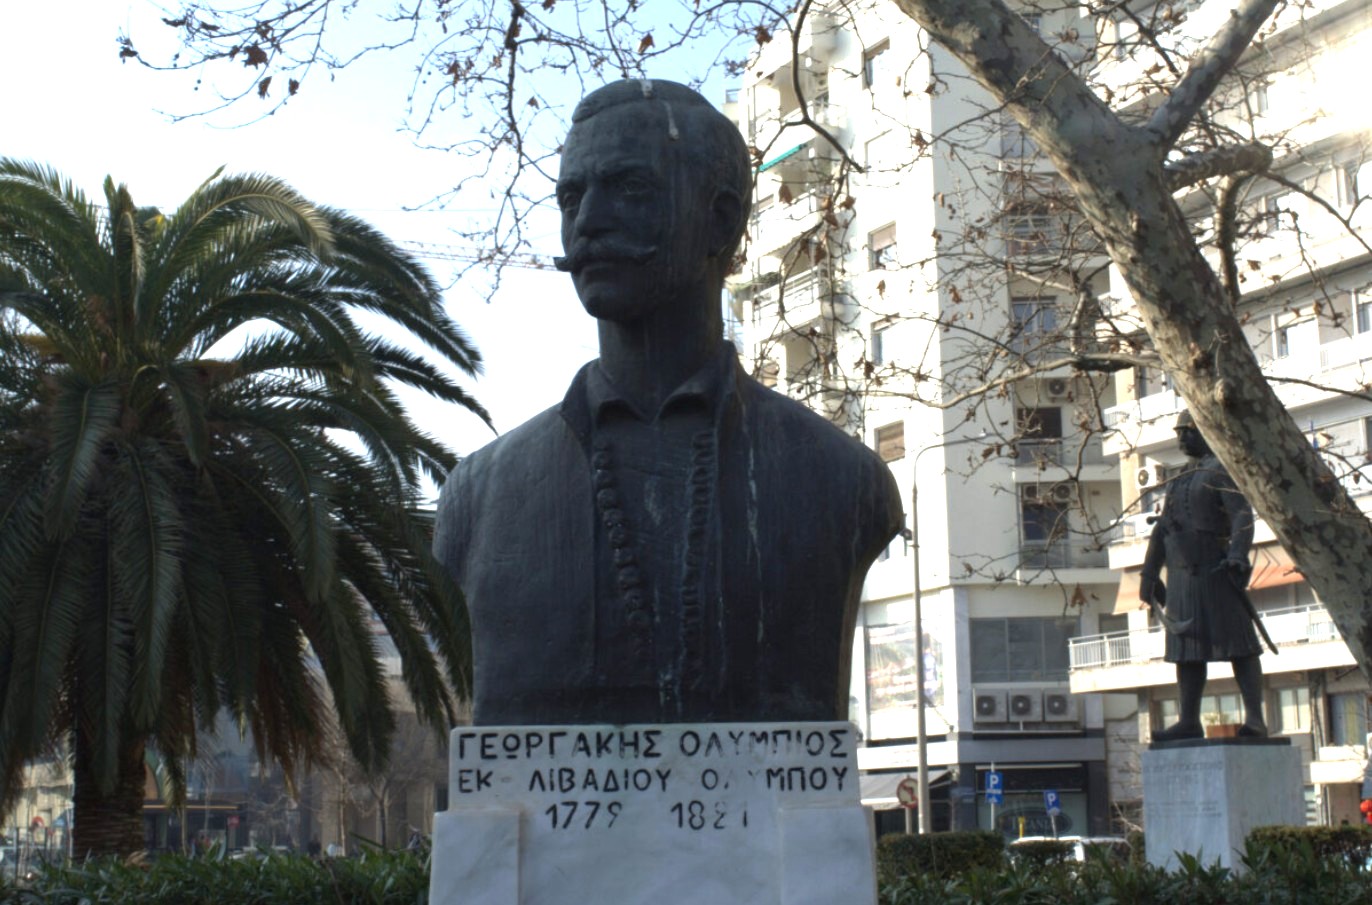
428 721 877 905
1141 738 1302 871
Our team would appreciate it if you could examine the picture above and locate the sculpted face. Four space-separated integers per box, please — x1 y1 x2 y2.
556 101 716 323
1176 425 1210 459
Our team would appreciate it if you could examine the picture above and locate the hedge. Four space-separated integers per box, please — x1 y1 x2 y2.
875 830 1005 884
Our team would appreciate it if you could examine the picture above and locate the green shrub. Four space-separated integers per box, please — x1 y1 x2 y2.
1246 823 1372 863
1006 838 1073 867
1125 828 1146 866
0 847 428 905
875 830 1005 884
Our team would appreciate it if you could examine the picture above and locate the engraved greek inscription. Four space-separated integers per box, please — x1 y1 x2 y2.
543 800 623 830
455 768 493 794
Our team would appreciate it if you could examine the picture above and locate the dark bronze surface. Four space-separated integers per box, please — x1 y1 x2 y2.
434 80 903 725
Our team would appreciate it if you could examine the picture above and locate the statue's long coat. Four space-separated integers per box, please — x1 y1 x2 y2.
1141 454 1261 662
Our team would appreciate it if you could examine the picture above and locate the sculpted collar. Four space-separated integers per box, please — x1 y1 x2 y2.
560 342 742 443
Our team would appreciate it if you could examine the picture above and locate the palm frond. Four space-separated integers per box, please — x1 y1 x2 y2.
43 375 121 540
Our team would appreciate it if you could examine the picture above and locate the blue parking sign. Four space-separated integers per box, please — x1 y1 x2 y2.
985 770 1004 805
1043 789 1061 817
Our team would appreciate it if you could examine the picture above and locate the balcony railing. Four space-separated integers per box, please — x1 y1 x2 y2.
1019 540 1110 570
751 270 837 327
1013 438 1109 468
1069 602 1341 671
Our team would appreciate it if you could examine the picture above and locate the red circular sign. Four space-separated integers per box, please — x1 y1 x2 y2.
896 777 919 808
227 815 240 828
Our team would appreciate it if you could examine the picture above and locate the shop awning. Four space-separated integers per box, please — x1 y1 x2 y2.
860 769 949 811
758 141 809 172
1111 543 1303 615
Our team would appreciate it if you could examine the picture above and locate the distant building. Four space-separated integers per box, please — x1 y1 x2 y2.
729 1 1123 836
1073 0 1372 828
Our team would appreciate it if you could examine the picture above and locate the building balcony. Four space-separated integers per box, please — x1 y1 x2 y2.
1010 438 1115 482
1068 602 1355 693
1018 539 1110 571
749 185 829 258
750 269 842 330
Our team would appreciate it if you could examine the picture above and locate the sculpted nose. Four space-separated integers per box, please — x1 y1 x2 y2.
572 186 614 238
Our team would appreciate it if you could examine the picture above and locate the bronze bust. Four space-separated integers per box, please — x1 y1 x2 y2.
434 80 903 725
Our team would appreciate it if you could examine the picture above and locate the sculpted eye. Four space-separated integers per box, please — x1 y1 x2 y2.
558 190 582 211
619 176 652 197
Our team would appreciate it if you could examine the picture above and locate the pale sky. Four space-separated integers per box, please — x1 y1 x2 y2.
2 1 603 464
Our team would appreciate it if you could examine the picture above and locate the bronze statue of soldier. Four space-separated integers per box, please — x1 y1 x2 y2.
1141 411 1271 741
433 79 903 726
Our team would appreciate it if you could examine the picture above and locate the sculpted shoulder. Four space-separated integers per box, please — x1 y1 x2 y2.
433 404 570 567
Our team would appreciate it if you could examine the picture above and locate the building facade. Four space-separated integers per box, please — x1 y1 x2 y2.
731 0 1371 836
1071 0 1372 828
729 0 1125 837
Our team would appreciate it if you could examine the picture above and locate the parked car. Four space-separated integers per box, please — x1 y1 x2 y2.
1008 835 1132 863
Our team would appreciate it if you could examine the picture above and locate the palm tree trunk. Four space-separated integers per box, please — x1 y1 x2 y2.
72 728 146 859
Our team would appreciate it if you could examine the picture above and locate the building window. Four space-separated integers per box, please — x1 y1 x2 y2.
1328 692 1369 747
1134 365 1168 399
970 616 1077 683
1275 325 1291 358
869 224 898 270
1200 692 1243 727
1274 686 1310 733
1004 203 1055 255
872 321 892 365
1339 162 1360 208
863 40 891 90
1355 290 1371 334
1011 298 1058 335
1255 192 1288 234
875 422 905 462
1248 81 1269 115
1020 490 1069 543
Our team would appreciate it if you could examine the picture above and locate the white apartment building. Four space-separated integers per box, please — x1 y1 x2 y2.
731 0 1372 835
728 1 1126 837
1071 0 1372 828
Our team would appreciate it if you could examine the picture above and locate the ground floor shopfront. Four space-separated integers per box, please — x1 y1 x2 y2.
858 735 1111 838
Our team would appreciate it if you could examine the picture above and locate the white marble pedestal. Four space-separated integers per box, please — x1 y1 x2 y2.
428 722 877 905
1141 739 1303 871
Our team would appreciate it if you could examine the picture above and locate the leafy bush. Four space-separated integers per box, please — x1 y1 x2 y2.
1006 838 1073 867
1246 823 1372 864
0 848 428 905
880 833 1372 905
875 830 1005 884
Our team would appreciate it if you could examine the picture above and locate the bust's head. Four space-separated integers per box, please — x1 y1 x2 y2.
554 80 751 325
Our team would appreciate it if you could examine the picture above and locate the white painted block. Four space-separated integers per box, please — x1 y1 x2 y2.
1142 741 1303 871
428 722 877 905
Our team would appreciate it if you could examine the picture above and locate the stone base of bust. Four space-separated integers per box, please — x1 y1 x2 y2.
427 721 877 905
1141 737 1302 872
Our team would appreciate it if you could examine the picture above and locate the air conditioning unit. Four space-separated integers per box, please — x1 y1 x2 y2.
1045 378 1070 399
1043 690 1080 722
973 689 1007 722
1008 690 1043 722
1136 467 1153 488
1051 482 1076 503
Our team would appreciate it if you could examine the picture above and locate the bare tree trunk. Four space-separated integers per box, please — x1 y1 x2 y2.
894 0 1372 679
71 727 145 859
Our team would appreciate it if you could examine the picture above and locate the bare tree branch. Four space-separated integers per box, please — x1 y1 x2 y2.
1146 0 1283 149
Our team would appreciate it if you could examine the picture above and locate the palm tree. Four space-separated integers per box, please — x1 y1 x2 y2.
0 160 486 857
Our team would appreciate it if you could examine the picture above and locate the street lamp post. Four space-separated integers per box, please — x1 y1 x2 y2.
909 433 983 834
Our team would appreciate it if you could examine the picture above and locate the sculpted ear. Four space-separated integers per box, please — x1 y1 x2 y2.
708 189 745 258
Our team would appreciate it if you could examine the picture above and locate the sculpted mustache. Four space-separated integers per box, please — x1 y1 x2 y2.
553 241 658 272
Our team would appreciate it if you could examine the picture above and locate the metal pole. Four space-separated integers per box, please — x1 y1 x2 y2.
911 476 931 834
910 433 983 836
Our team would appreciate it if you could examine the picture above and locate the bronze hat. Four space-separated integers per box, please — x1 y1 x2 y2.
1174 410 1196 431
